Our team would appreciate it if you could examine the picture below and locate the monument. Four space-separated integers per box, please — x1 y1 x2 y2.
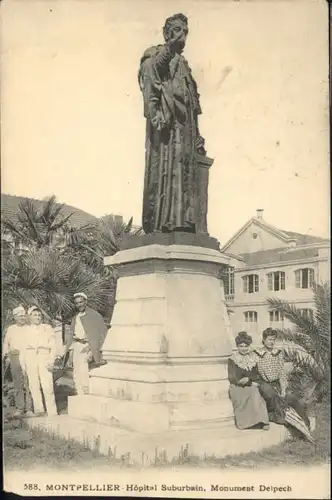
63 14 288 457
68 13 236 434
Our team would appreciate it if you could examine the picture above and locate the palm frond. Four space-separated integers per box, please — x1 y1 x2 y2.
17 198 39 222
1 217 31 245
313 282 331 340
17 203 46 246
125 217 133 233
267 298 328 343
266 283 331 404
276 327 316 355
2 247 113 321
2 200 136 328
282 340 325 378
39 195 62 225
48 213 73 233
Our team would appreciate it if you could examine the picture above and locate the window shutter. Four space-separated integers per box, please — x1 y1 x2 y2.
295 270 301 288
280 272 285 290
309 269 315 287
267 273 273 291
230 268 235 295
254 274 259 292
243 276 248 293
224 276 229 296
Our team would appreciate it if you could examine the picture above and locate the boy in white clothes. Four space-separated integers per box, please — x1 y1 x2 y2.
3 305 33 418
25 306 58 417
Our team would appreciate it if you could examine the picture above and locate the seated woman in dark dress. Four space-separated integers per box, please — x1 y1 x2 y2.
228 332 269 431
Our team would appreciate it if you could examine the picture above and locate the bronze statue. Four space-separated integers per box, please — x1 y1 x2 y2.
139 13 212 234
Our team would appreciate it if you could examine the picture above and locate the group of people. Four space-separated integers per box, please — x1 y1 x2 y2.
3 305 59 418
228 328 313 441
3 296 314 443
3 292 107 419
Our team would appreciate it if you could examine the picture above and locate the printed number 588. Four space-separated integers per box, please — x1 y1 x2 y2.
24 484 40 491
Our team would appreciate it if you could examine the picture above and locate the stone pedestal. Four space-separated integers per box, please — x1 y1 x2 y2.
68 241 235 433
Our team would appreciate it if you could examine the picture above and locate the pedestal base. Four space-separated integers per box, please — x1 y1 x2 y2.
68 394 233 434
26 415 290 466
68 243 236 433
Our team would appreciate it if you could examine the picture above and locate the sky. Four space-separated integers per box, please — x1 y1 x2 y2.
1 0 329 244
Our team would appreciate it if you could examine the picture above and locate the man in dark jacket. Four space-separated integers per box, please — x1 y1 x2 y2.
64 293 108 395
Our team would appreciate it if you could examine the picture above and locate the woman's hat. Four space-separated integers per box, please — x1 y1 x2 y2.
27 306 39 315
13 305 25 316
235 331 252 346
73 292 88 300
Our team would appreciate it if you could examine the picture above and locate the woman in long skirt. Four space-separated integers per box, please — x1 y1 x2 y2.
228 332 269 430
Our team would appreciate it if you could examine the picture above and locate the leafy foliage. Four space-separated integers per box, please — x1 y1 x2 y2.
1 195 140 328
267 282 331 404
2 196 73 249
66 214 143 275
2 248 114 323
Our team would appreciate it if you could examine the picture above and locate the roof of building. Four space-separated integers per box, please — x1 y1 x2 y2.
280 230 329 246
1 193 98 228
240 246 322 267
221 212 330 253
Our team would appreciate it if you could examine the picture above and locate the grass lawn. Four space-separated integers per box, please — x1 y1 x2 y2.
4 375 118 471
3 376 330 470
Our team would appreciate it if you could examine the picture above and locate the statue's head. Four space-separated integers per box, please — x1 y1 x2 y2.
163 13 188 53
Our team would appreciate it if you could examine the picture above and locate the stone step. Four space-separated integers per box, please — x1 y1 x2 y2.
67 394 234 434
26 415 290 467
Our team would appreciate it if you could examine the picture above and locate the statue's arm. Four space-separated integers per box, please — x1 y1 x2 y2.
154 44 173 73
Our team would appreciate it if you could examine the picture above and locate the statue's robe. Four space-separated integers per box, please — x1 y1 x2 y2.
138 44 202 233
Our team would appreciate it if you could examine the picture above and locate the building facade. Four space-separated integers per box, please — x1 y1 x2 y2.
221 210 330 345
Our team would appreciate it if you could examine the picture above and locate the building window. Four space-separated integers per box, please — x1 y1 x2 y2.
244 311 258 322
298 308 314 320
223 267 235 300
243 274 259 293
295 268 315 289
267 271 285 291
269 310 284 322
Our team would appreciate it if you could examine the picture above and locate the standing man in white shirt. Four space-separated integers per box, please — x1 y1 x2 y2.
64 293 107 396
24 306 58 417
3 305 33 418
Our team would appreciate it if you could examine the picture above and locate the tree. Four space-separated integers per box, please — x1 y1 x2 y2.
266 282 331 405
64 214 143 323
1 196 140 333
2 195 73 250
66 214 143 275
2 248 114 329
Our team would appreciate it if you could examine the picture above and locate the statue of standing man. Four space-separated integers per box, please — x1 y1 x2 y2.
139 13 211 235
